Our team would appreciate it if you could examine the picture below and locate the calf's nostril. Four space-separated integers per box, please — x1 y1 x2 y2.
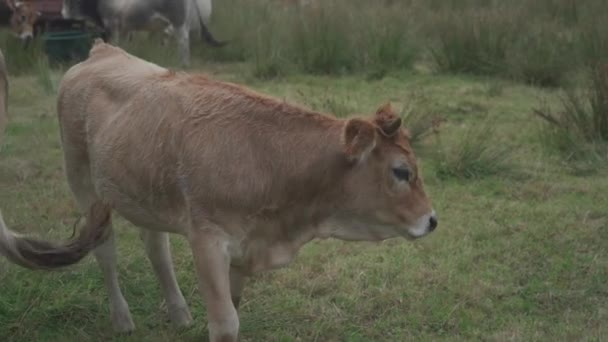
428 216 438 231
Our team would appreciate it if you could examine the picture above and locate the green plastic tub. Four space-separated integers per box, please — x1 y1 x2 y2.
43 30 93 65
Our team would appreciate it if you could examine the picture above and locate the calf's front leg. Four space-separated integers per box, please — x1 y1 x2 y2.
230 266 246 310
189 228 239 342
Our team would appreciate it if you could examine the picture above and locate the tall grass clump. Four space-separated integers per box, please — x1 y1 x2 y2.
34 57 55 95
400 93 442 145
290 3 356 75
204 0 420 78
358 5 420 79
507 22 576 87
249 4 295 79
578 14 608 68
428 8 521 76
525 0 580 27
293 0 420 76
434 117 513 180
289 1 420 75
534 64 608 161
251 29 291 79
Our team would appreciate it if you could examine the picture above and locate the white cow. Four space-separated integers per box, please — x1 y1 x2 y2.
61 0 225 66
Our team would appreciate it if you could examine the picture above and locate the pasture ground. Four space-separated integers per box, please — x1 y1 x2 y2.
0 60 606 341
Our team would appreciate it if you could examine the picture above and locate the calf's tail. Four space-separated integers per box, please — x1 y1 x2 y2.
0 202 111 270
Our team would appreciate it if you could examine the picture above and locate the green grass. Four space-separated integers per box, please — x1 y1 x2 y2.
1 60 607 341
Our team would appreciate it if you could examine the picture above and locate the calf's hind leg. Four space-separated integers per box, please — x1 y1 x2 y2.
140 230 192 326
93 228 136 332
63 157 135 332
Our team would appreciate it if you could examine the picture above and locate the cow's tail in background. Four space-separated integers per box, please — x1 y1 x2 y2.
192 0 227 47
0 202 112 270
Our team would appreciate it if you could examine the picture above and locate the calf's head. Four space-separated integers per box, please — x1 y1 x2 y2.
330 103 437 241
6 0 40 42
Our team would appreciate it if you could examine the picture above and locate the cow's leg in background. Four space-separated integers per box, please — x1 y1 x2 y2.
140 230 193 327
189 227 239 342
162 25 174 47
174 24 191 67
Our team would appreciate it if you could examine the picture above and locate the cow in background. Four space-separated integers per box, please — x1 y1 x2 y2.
163 0 212 46
61 0 226 67
4 0 41 43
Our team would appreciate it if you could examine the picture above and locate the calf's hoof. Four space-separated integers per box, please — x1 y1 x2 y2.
169 305 193 327
111 310 135 333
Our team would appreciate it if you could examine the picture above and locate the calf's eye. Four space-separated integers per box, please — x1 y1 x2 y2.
392 167 410 182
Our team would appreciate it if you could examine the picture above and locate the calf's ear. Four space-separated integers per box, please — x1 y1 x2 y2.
342 118 376 162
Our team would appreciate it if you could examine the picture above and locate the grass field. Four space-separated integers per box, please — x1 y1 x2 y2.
1 0 608 341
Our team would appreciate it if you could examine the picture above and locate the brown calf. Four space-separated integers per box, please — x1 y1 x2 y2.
0 40 438 341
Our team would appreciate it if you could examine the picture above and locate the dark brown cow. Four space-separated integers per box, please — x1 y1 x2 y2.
0 40 438 342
